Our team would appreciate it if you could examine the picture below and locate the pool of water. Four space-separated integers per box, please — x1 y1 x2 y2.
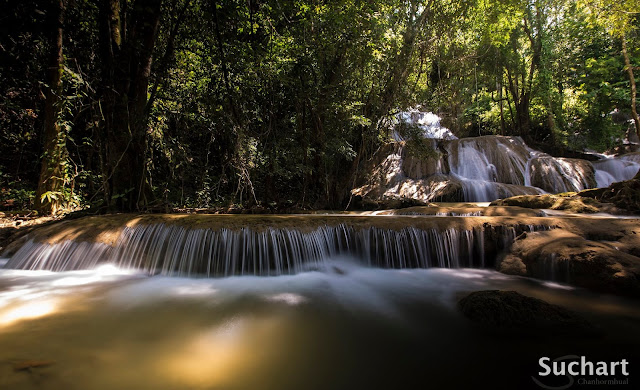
1 261 638 389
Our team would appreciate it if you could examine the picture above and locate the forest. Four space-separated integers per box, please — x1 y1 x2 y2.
1 0 639 214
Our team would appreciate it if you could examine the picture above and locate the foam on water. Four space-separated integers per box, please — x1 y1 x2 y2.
0 262 566 320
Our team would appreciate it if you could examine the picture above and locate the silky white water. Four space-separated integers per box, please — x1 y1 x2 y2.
4 222 548 276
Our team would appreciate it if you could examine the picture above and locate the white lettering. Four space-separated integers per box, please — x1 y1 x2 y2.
596 362 608 376
539 357 551 376
568 361 579 376
536 356 630 378
581 356 593 376
611 361 619 375
553 361 565 376
621 359 629 376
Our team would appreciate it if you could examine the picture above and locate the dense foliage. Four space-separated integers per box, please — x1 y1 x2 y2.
0 0 638 213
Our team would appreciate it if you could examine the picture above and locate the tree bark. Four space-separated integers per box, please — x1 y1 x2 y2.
35 0 67 215
622 35 640 140
98 0 162 211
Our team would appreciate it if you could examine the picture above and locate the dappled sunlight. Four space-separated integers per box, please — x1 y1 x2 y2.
0 266 144 330
0 299 58 326
162 318 248 386
158 315 284 388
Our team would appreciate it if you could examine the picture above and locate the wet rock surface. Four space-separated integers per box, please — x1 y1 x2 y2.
458 290 599 336
579 170 640 214
498 230 640 297
490 194 601 213
352 135 639 204
2 202 640 298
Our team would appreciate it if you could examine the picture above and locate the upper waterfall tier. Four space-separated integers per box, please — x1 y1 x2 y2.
352 135 640 203
393 110 458 140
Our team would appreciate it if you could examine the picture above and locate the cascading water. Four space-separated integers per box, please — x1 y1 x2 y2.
446 138 539 201
593 156 640 187
445 137 601 198
393 110 458 140
3 222 548 276
353 111 640 203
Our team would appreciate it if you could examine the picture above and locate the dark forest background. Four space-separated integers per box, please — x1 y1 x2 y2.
1 0 638 213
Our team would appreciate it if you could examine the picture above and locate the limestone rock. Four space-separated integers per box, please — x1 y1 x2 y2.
529 156 596 193
497 230 640 297
490 194 600 213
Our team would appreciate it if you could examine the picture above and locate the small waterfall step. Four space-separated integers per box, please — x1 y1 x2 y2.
2 214 553 277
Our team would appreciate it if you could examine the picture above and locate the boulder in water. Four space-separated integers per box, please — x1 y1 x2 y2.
458 290 599 337
529 157 596 193
497 230 640 297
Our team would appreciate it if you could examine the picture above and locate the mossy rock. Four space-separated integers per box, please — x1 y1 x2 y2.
578 174 640 214
490 194 599 213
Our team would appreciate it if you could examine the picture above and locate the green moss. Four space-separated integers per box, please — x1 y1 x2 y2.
490 194 599 213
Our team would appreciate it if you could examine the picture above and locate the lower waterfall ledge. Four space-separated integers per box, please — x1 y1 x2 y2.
2 214 553 276
1 211 639 297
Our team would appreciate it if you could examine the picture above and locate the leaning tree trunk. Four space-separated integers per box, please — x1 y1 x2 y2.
35 0 67 215
622 35 640 140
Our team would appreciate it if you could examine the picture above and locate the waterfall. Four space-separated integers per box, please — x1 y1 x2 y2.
3 222 548 277
353 131 639 203
593 157 640 187
394 110 458 140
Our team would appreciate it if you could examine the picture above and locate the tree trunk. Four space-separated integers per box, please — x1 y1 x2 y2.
99 0 162 211
516 98 531 140
622 35 640 140
35 0 67 215
506 67 531 140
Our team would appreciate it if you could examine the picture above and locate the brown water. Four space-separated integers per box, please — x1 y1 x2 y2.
1 262 638 390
